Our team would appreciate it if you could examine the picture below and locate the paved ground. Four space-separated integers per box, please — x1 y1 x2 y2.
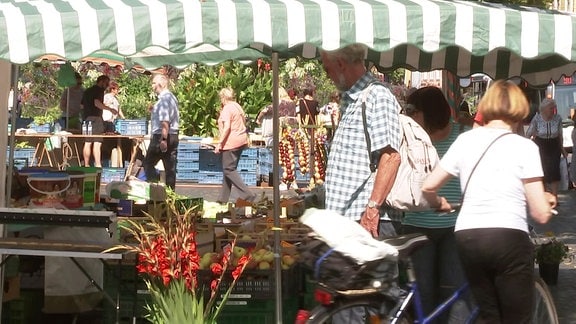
532 190 576 324
174 183 576 323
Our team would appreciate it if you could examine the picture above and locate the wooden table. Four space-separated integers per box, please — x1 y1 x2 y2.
12 133 146 171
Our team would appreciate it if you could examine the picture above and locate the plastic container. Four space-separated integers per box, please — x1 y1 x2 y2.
62 171 84 209
27 172 70 208
66 167 102 206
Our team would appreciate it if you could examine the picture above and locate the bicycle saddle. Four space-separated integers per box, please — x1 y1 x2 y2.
382 233 430 260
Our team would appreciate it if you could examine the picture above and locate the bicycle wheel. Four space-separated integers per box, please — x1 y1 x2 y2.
532 277 559 324
306 297 412 324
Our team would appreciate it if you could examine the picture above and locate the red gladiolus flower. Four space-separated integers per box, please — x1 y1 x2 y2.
232 254 250 280
264 63 271 71
210 263 223 275
210 279 219 292
222 246 232 267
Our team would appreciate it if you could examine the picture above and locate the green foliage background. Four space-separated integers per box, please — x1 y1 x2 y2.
17 59 344 137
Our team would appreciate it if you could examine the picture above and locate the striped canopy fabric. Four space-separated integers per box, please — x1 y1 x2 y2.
2 0 576 86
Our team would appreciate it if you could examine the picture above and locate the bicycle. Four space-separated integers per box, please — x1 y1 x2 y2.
302 233 559 324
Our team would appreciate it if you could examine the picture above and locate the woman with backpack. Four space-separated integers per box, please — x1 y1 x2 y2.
400 86 467 322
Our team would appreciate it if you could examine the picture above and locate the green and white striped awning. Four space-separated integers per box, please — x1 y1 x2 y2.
2 0 576 86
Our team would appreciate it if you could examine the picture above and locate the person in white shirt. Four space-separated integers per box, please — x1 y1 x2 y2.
422 80 556 323
102 81 124 133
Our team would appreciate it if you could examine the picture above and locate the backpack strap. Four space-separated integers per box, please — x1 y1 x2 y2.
361 81 387 173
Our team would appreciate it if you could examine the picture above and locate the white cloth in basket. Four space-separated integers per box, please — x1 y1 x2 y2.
299 208 398 264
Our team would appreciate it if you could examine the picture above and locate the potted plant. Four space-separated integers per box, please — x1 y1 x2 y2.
534 235 569 285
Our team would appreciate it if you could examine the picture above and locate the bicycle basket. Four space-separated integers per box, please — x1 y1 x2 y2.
298 237 397 290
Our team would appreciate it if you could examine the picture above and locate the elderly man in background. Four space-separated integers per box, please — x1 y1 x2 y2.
144 74 180 190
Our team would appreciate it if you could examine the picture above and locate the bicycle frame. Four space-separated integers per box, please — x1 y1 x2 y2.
389 259 479 324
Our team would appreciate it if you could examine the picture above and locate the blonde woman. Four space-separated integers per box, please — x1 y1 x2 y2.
215 87 256 203
422 80 556 323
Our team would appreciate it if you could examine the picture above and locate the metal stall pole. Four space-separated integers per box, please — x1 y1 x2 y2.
271 52 283 323
0 62 17 318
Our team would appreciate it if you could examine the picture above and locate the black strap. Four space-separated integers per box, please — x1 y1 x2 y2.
460 132 513 204
361 82 384 173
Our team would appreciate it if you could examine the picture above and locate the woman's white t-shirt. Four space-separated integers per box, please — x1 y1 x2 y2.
440 127 543 233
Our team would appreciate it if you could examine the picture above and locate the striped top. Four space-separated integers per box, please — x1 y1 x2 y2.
402 120 470 228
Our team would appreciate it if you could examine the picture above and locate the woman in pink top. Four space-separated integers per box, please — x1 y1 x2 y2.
214 87 256 203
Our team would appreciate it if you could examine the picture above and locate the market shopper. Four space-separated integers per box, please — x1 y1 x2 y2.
526 98 567 199
320 43 403 324
102 81 124 133
321 44 402 238
422 80 556 323
59 72 84 130
81 75 115 167
400 87 468 322
144 74 180 190
256 86 297 147
215 87 256 204
297 87 319 126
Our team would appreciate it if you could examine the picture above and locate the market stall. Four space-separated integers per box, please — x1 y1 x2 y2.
2 0 576 322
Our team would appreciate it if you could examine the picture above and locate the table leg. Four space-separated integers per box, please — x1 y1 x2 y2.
69 257 116 307
116 137 123 168
124 139 142 181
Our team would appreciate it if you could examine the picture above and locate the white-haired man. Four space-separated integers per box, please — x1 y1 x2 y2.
144 74 180 190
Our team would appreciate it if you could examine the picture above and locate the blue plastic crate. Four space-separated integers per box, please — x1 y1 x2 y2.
115 119 148 135
240 172 257 186
296 169 311 182
237 158 257 172
241 148 258 158
178 159 199 170
198 171 223 184
199 149 223 172
101 167 126 183
178 142 201 150
13 158 28 170
9 148 36 166
176 169 201 182
177 149 200 160
28 122 51 133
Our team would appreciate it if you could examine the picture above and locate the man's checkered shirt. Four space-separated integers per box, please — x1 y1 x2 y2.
324 73 402 221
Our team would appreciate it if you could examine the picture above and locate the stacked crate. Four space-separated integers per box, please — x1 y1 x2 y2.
176 142 201 182
257 147 273 184
198 149 223 184
197 266 300 324
238 148 258 186
103 262 150 324
257 147 311 186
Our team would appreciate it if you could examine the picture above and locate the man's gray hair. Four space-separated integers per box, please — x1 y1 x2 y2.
539 98 556 112
323 44 366 64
